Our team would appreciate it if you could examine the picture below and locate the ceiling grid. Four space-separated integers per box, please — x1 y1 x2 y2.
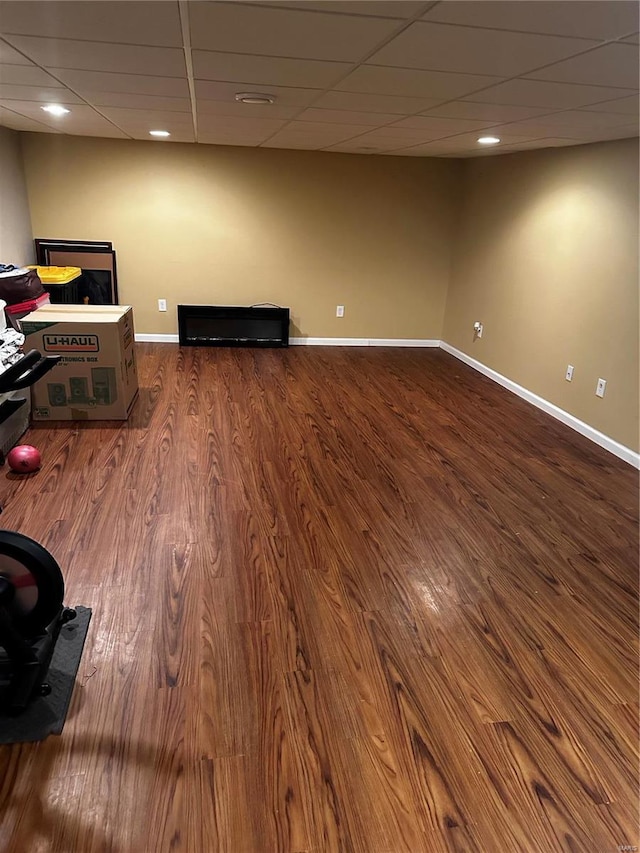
0 0 636 156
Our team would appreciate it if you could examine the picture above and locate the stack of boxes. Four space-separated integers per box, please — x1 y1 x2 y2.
21 305 138 421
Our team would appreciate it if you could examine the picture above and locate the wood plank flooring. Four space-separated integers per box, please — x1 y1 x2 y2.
0 344 637 853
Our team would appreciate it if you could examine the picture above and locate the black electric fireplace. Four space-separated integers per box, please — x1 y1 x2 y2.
178 305 290 347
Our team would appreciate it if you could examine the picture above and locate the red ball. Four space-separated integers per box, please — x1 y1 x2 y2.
7 445 41 474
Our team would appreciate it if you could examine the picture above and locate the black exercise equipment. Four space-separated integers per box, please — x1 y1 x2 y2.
0 348 60 471
0 530 78 715
0 349 61 395
0 348 72 714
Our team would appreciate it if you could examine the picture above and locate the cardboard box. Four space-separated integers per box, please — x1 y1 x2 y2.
21 304 138 420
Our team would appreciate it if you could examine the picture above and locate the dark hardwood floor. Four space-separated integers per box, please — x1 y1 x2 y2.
0 344 637 853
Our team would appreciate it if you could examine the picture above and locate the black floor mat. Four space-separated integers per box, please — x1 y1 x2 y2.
0 606 92 744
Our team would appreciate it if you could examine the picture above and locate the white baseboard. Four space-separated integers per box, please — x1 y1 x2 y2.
440 341 640 468
132 332 637 467
135 333 179 343
135 334 439 347
290 337 440 347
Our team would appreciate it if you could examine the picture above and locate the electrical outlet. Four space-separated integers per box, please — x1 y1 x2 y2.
336 305 344 318
473 321 483 338
565 364 574 381
158 299 167 312
596 378 606 398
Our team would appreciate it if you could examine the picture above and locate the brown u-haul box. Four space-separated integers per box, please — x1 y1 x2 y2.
21 304 138 420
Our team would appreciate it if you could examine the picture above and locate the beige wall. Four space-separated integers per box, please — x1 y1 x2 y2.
443 138 639 452
17 131 640 452
0 126 34 266
20 134 460 340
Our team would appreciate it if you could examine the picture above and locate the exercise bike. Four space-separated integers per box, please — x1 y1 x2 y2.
0 348 80 715
0 530 77 714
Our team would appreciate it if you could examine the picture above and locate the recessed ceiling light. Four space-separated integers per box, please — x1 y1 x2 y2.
477 136 501 145
41 104 70 116
235 92 275 105
149 130 170 137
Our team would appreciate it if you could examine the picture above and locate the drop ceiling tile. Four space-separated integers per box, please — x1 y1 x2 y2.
198 134 265 147
82 92 192 112
200 139 266 149
323 138 409 152
397 130 545 154
484 117 636 139
442 149 518 158
0 98 83 121
2 121 59 134
0 99 129 136
312 89 444 113
49 69 190 98
337 65 501 99
261 130 366 147
7 36 187 77
479 119 579 136
0 84 83 103
533 125 639 141
196 79 318 107
586 126 639 140
389 146 475 157
382 145 449 156
395 138 589 157
581 94 639 115
197 99 300 120
197 125 279 140
369 21 598 77
341 126 449 145
193 51 349 89
499 137 582 150
130 129 196 142
189 3 401 61
388 146 455 156
98 108 195 131
198 115 288 135
296 108 397 125
507 109 636 129
261 137 327 149
0 41 32 65
451 131 547 146
463 78 638 109
544 138 592 147
0 1 182 46
269 2 429 18
0 104 58 131
117 124 194 138
391 115 497 132
0 99 98 120
0 63 63 86
61 125 130 139
269 120 368 139
531 124 636 141
422 1 639 41
423 101 554 122
527 43 639 89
